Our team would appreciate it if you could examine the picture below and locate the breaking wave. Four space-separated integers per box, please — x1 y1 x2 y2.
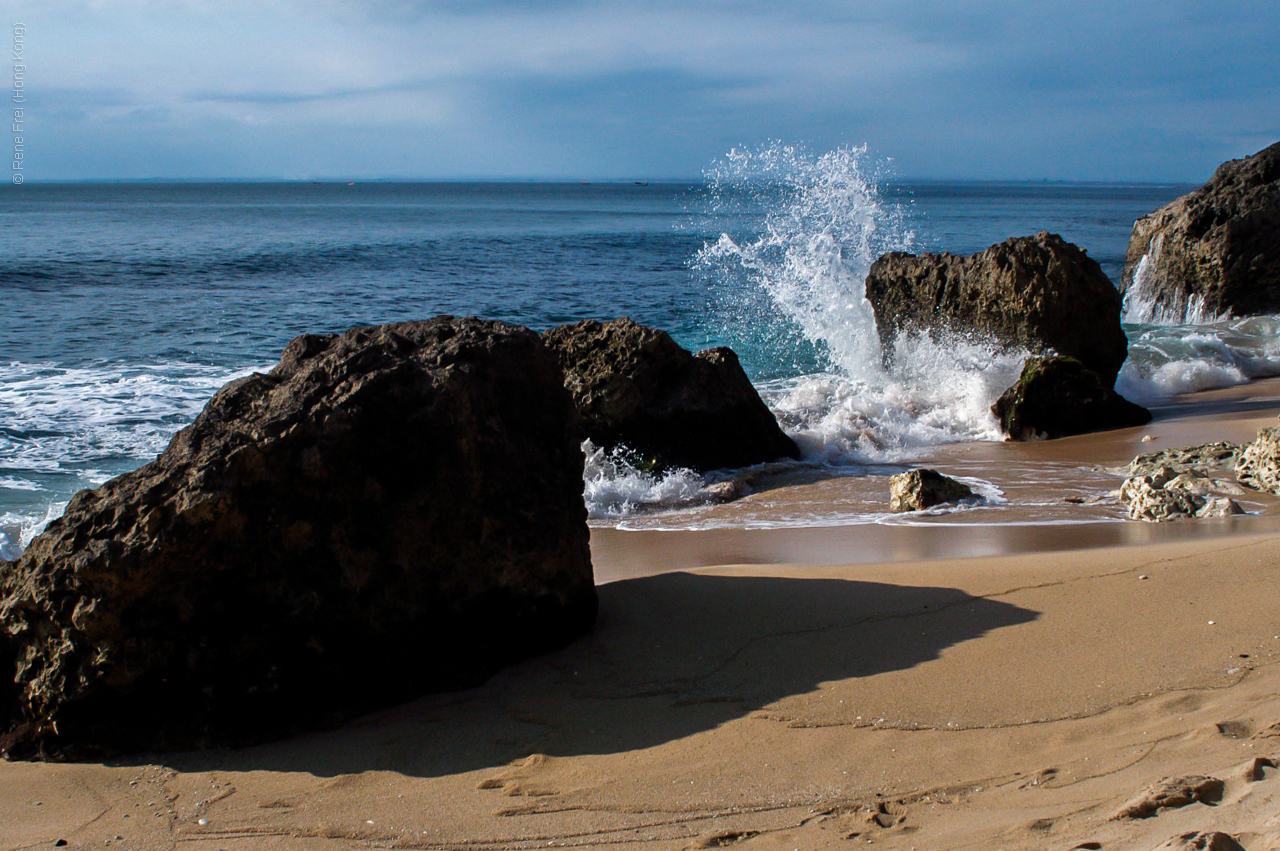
693 142 1030 466
1122 249 1226 326
1118 315 1280 403
0 361 261 560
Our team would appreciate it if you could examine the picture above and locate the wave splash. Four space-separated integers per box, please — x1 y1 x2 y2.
1122 247 1225 326
0 361 262 560
1119 315 1280 403
692 143 1027 467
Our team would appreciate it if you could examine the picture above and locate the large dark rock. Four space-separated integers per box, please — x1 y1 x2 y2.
866 232 1129 383
0 317 596 759
991 357 1152 441
1121 141 1280 322
543 318 800 473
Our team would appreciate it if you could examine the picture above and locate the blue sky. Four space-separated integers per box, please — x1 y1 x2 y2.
14 0 1280 181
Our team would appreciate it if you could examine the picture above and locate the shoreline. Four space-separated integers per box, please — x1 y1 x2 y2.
593 375 1280 582
6 377 1280 850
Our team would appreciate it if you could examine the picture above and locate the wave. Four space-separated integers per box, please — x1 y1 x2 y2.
0 360 262 560
575 143 1035 521
691 143 1028 461
1122 247 1226 326
582 442 710 518
1118 315 1280 403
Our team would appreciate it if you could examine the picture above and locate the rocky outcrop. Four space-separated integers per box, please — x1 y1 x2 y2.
1119 466 1244 522
1129 442 1241 477
888 469 974 512
0 317 597 759
991 357 1152 440
866 232 1129 383
1121 141 1280 323
1235 424 1280 494
543 318 800 473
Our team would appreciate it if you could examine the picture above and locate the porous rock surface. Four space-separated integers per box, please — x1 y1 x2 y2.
543 318 799 473
888 469 973 512
866 232 1129 383
1235 424 1280 494
1122 141 1280 322
1129 442 1241 478
0 317 597 759
1119 467 1244 522
991 357 1152 441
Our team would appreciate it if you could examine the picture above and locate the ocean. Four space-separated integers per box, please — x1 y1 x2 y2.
4 146 1280 556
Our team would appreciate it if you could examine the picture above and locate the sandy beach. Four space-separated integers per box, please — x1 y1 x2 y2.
6 380 1280 851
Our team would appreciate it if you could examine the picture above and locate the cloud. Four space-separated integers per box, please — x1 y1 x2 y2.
21 0 1280 180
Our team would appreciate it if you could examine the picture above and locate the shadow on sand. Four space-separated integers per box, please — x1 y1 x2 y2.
151 570 1037 779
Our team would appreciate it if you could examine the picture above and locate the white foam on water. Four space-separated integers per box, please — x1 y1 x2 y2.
0 360 261 557
0 476 41 491
0 361 260 467
1118 315 1280 404
582 441 710 519
695 143 1027 464
0 502 68 561
608 474 1009 532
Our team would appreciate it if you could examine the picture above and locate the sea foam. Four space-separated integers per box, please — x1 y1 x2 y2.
694 143 1026 465
0 361 260 559
1118 315 1280 403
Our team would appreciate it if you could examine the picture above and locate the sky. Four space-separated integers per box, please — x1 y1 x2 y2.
12 0 1280 182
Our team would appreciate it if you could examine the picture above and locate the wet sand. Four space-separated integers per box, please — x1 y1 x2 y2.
595 377 1280 581
5 379 1280 851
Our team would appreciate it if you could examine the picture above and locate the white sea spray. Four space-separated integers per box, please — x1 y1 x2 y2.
693 142 1026 464
1122 246 1226 326
581 441 709 519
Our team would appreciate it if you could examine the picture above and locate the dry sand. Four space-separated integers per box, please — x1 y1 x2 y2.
7 381 1280 851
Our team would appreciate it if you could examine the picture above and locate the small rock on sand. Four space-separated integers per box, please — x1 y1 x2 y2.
889 469 974 512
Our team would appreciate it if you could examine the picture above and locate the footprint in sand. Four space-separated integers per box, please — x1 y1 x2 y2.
1150 831 1245 851
1251 721 1280 739
1016 767 1059 789
475 754 560 798
1215 720 1253 739
866 800 909 829
1239 756 1277 782
1111 775 1225 820
693 830 761 848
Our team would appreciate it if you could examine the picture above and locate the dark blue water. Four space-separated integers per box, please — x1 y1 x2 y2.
3 180 1191 370
1 174 1226 552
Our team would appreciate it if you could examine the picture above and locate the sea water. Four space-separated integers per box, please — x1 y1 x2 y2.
4 146 1279 553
